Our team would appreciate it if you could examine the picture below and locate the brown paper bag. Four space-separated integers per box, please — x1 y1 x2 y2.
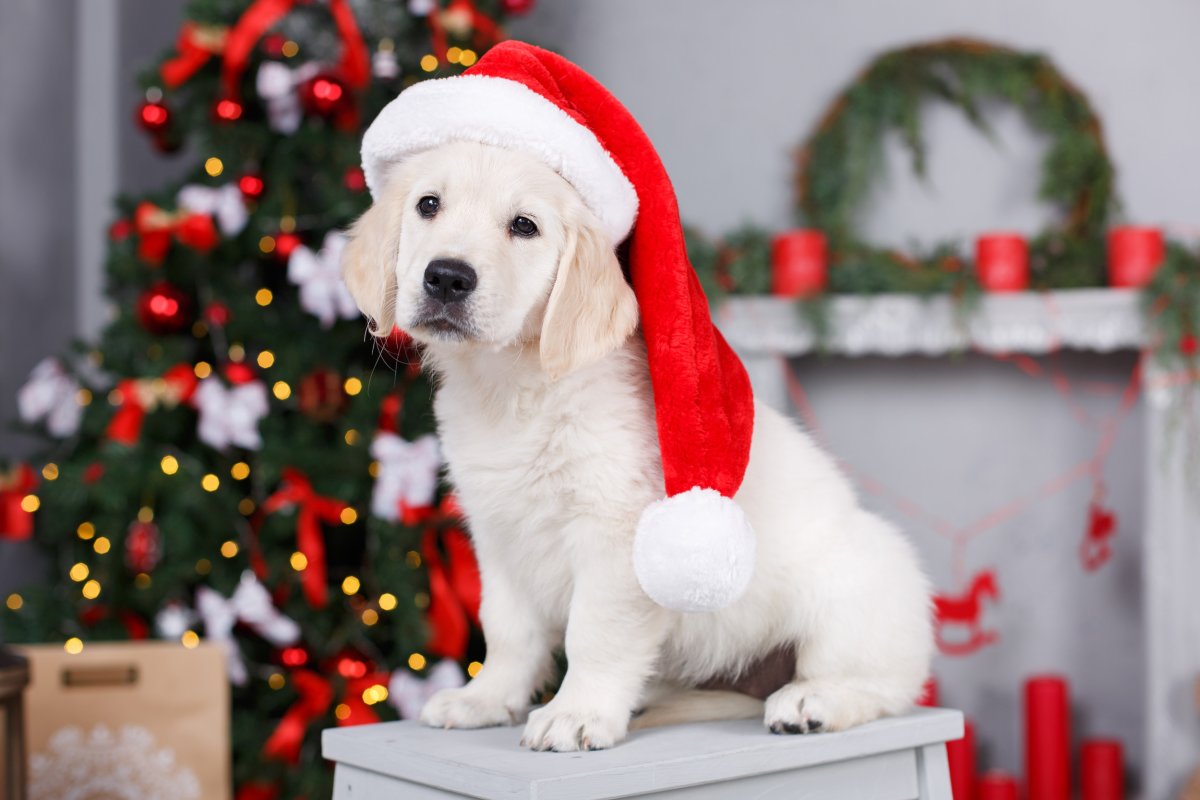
11 641 230 800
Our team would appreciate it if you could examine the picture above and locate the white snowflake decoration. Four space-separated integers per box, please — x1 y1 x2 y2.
31 724 201 800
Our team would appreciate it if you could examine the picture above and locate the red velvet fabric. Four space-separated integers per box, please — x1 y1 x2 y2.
468 42 755 499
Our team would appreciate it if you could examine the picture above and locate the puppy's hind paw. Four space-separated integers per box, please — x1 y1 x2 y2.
764 680 886 735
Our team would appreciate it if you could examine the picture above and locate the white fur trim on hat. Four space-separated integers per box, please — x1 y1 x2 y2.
361 75 638 244
633 487 756 613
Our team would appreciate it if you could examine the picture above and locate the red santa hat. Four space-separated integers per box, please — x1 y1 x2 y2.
361 41 756 613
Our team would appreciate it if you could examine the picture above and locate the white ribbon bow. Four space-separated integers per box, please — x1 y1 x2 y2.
196 571 301 686
288 231 361 328
177 184 247 235
193 376 269 451
17 358 82 438
389 659 465 719
256 61 321 134
370 433 441 522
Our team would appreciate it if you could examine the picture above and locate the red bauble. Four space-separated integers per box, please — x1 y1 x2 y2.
125 520 162 572
262 33 287 58
1181 333 1198 356
343 166 367 192
109 219 133 241
239 173 265 200
297 368 347 422
336 653 369 679
136 100 171 134
204 301 232 326
224 362 258 385
300 73 351 118
137 282 192 334
280 646 309 668
502 0 536 13
274 232 303 260
214 98 244 123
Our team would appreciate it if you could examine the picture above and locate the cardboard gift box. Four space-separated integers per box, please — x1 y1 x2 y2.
4 641 230 800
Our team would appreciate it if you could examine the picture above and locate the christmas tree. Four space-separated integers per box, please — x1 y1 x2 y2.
2 0 532 795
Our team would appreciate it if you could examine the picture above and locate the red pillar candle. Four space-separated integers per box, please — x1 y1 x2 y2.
917 676 939 707
947 718 976 800
1025 675 1071 800
771 230 827 297
1080 739 1124 800
1108 226 1165 287
978 771 1020 800
976 233 1029 292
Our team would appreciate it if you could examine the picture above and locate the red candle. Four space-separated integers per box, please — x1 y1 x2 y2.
947 718 976 800
917 676 939 707
1025 675 1071 800
1080 739 1123 800
1108 226 1164 287
978 771 1020 800
771 230 827 297
976 233 1029 292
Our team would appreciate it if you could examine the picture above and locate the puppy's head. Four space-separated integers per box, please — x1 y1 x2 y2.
342 141 638 379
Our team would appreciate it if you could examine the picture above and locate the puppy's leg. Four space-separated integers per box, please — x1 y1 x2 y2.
421 565 554 729
521 529 669 752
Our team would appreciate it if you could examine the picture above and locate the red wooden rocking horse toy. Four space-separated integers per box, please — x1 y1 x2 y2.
934 570 1001 656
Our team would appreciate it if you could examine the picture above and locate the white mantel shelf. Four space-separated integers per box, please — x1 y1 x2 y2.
716 288 1146 357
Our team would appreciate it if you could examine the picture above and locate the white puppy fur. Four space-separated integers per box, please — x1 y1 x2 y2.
342 141 934 751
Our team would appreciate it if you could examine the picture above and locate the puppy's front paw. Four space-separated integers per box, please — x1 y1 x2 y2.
419 686 525 730
764 680 884 734
520 699 629 752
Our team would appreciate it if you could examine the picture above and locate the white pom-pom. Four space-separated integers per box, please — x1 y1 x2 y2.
633 488 756 613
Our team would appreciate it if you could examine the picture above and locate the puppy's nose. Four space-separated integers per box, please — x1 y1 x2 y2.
423 258 477 304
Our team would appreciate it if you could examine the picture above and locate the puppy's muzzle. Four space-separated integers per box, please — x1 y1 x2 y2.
424 258 477 305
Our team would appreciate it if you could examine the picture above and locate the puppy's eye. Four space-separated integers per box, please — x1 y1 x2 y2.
417 195 440 218
510 216 538 238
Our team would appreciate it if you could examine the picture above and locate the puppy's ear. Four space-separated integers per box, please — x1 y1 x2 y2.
539 214 638 380
341 188 402 337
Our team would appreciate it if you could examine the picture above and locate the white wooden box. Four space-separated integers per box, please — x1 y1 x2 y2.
322 707 963 799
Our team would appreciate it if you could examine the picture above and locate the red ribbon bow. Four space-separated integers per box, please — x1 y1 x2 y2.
134 202 219 266
0 465 37 541
106 364 199 446
221 0 369 100
262 669 335 763
423 522 482 661
262 469 347 608
160 22 229 88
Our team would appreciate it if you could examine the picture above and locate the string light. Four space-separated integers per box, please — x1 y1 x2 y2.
290 551 308 571
259 235 276 254
194 361 213 379
20 495 39 513
196 558 212 575
334 704 351 721
181 630 200 648
447 46 463 64
108 389 123 405
361 608 379 626
64 637 84 655
69 563 89 582
201 473 220 492
344 429 359 446
281 40 299 58
467 661 483 678
342 576 361 595
204 157 224 177
192 321 209 337
279 215 296 233
268 672 286 690
379 592 397 611
405 551 421 569
414 592 430 609
368 461 380 478
408 653 427 670
82 580 101 600
343 377 362 395
6 593 23 611
362 684 388 705
257 350 275 369
340 507 358 525
93 536 111 555
228 343 245 362
231 462 250 480
220 540 239 558
273 381 292 400
238 498 256 515
138 506 154 523
161 455 179 475
77 522 95 540
77 388 93 406
460 49 478 67
420 54 438 72
42 463 59 481
135 572 152 589
255 287 273 306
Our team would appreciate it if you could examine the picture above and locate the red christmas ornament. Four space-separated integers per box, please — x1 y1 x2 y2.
933 570 1000 656
83 463 105 484
1181 333 1198 356
343 166 367 192
297 368 347 422
1081 501 1116 571
204 301 232 326
300 73 351 119
109 218 134 241
136 100 171 134
125 520 162 572
224 362 258 385
336 654 369 679
502 0 536 14
280 646 309 668
214 98 244 123
273 232 303 260
137 282 192 334
238 173 265 200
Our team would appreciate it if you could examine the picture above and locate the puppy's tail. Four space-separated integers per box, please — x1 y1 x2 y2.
629 689 764 731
